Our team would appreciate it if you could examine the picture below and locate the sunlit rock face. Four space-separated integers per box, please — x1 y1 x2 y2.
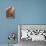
6 6 15 18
